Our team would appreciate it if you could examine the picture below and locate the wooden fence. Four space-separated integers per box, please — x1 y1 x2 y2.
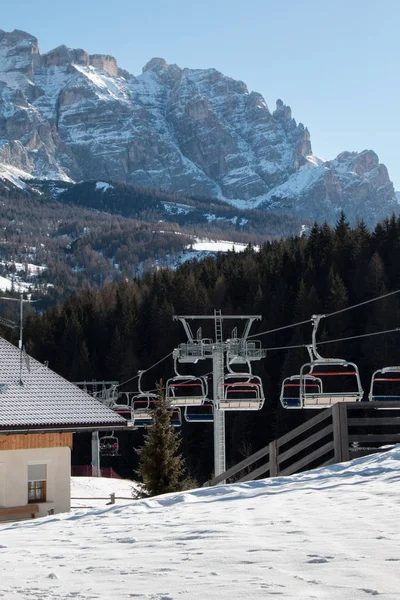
207 401 400 486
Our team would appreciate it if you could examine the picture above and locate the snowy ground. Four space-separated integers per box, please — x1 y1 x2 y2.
1 448 400 599
71 476 139 508
174 238 259 266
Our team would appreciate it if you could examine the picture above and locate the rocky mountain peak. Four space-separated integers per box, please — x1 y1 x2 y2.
142 57 168 73
273 98 292 120
0 29 39 80
0 28 397 226
89 54 119 77
40 45 89 68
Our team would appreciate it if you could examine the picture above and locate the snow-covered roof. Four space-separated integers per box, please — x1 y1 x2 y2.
0 337 126 432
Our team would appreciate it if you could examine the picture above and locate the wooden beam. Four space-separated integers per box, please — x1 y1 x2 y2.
0 504 39 520
0 432 73 451
332 402 349 462
277 408 333 448
349 433 400 443
278 424 334 465
279 441 334 477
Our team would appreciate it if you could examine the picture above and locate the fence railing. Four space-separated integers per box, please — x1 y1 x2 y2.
207 400 400 486
71 466 121 478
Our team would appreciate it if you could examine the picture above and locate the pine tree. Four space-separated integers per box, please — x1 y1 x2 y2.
135 382 187 497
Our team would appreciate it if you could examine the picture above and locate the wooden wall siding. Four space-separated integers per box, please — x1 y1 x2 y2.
0 432 73 451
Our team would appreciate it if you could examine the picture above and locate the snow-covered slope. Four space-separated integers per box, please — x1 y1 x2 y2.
71 476 139 508
0 163 33 190
1 447 399 599
172 237 258 267
0 29 397 225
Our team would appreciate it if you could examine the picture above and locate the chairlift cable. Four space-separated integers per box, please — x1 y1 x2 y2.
264 326 400 352
317 327 400 346
322 288 400 320
247 318 312 339
248 288 400 340
117 351 174 388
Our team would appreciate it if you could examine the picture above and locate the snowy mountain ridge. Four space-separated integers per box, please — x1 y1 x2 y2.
0 28 397 225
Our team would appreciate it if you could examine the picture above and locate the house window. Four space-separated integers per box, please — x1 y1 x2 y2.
28 464 47 503
28 480 46 503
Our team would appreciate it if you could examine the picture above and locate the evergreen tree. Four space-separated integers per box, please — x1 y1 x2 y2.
135 382 187 497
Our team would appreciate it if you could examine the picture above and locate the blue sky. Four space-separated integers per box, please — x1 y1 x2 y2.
2 0 400 189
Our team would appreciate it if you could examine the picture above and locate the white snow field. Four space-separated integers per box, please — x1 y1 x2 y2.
1 448 400 599
71 476 140 509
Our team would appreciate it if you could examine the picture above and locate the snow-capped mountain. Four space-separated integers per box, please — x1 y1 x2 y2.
0 29 397 225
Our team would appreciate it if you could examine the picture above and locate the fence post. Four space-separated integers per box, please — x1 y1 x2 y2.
332 403 349 463
269 440 279 477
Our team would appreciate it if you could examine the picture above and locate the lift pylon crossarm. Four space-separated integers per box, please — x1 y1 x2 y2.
175 341 213 363
227 339 266 363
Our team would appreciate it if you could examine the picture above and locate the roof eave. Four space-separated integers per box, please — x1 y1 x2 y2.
0 423 132 435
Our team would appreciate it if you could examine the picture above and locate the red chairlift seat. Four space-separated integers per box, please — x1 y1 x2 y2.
131 396 158 427
300 360 363 408
280 375 323 409
131 397 182 428
218 373 265 411
369 366 400 401
166 375 208 407
280 315 364 410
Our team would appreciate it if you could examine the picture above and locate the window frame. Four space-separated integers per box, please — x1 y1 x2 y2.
28 464 48 504
28 479 47 503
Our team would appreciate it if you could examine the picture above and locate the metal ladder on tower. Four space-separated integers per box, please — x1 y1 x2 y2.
213 309 226 478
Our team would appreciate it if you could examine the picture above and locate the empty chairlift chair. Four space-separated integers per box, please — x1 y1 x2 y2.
99 432 120 457
280 374 323 409
369 366 400 402
170 406 183 427
131 371 159 428
218 350 265 410
111 390 132 417
184 401 214 423
131 371 182 428
166 354 208 407
300 359 363 408
294 314 363 409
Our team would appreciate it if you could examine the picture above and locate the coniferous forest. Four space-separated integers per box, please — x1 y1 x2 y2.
19 213 400 482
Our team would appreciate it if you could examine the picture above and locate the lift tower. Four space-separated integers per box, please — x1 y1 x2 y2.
173 311 266 480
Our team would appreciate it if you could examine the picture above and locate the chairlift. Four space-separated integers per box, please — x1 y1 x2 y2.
99 432 120 457
166 352 208 406
184 401 214 423
131 370 159 427
131 371 182 427
111 391 132 416
170 406 182 427
369 366 400 401
294 315 363 409
131 398 182 427
280 374 323 409
218 353 265 411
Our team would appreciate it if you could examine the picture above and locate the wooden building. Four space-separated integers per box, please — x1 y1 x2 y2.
0 337 126 521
